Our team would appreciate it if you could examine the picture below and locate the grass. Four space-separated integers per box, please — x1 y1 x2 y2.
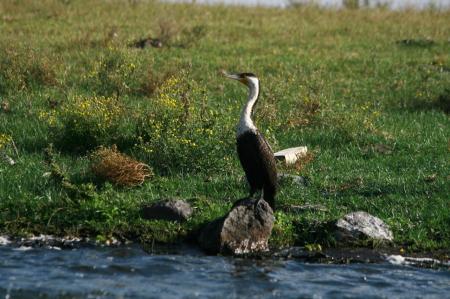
0 0 449 253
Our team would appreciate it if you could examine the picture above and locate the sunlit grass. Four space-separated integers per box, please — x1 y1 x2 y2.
0 0 449 251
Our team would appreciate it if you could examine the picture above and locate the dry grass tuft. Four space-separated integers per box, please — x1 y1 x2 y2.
91 145 152 187
286 98 322 128
291 151 315 173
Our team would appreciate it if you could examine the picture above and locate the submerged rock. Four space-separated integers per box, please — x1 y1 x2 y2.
386 255 450 269
274 246 326 261
0 234 123 249
16 235 88 249
334 211 393 244
198 198 274 255
141 199 193 222
0 235 11 246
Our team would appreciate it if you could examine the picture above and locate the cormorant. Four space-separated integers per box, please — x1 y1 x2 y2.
223 71 277 210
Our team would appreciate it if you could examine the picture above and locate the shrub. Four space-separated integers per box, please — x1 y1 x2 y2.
285 94 382 145
82 47 140 97
136 72 235 173
40 95 124 151
0 48 57 94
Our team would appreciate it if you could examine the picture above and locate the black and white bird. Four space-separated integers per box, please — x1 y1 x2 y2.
223 71 277 210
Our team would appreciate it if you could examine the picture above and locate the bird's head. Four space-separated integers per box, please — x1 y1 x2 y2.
222 71 258 87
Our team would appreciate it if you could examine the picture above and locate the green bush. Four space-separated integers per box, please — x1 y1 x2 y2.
136 72 235 173
40 95 124 151
81 47 141 97
0 48 57 94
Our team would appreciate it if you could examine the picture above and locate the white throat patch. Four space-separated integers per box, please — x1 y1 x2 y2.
237 77 259 138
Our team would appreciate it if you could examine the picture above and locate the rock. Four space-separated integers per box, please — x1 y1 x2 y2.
334 211 393 244
0 152 15 165
0 234 125 249
0 235 11 246
396 38 435 48
17 234 87 249
1 101 10 113
274 246 326 261
132 37 163 49
198 198 274 255
48 99 59 109
274 146 308 165
141 199 193 222
277 173 308 187
386 255 450 268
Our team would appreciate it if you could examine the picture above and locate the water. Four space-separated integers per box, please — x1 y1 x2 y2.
164 0 450 9
1 245 449 298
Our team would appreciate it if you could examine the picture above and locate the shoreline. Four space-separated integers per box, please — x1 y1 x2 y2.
1 234 448 268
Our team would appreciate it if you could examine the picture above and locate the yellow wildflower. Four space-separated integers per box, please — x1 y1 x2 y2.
0 133 12 150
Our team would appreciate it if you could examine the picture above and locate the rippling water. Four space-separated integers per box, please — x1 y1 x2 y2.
1 245 449 298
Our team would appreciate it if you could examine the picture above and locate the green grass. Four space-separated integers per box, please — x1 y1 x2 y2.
0 0 449 252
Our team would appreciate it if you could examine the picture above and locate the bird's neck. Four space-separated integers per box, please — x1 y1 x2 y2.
237 78 259 137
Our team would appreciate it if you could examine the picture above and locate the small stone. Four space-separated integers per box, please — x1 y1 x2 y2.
198 198 274 255
277 173 308 187
0 152 15 166
386 255 449 268
424 174 437 183
274 246 326 260
141 199 193 222
334 211 393 244
1 101 10 113
48 99 59 109
362 143 393 155
132 37 163 49
18 234 86 249
0 235 11 246
274 146 308 165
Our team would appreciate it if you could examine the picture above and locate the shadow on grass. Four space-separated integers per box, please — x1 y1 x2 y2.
293 219 337 247
402 89 450 114
396 38 436 48
322 178 441 199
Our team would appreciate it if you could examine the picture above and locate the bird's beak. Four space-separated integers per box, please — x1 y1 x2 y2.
221 70 240 80
221 70 246 84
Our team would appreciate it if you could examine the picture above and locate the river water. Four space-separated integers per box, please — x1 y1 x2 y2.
164 0 450 9
1 245 449 299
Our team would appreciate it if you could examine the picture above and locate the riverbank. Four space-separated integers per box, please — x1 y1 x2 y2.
0 1 449 254
1 234 449 269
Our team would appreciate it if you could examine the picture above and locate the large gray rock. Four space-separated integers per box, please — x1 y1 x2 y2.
334 211 393 244
198 198 274 255
141 199 193 222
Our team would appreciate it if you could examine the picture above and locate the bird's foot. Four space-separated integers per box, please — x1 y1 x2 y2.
253 198 263 210
231 197 251 209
